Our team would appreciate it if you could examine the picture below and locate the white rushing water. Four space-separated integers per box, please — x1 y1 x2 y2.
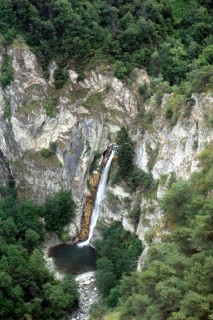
79 149 115 247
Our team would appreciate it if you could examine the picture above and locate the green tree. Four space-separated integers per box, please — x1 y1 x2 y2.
43 275 78 318
96 257 116 297
116 127 133 178
0 53 14 87
24 229 40 251
42 190 76 236
161 180 195 226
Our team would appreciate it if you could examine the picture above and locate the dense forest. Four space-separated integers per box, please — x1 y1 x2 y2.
0 0 212 90
90 143 213 320
0 1 213 319
0 187 78 319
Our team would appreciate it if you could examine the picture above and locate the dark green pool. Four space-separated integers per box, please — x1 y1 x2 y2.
48 244 96 275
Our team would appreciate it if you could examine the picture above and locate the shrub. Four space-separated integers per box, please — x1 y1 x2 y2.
94 221 143 298
40 148 51 158
189 65 213 93
49 141 57 154
128 206 141 225
116 127 133 178
83 92 104 111
135 109 155 132
90 150 102 173
0 53 13 87
4 98 12 120
165 106 173 119
42 190 76 236
113 61 129 79
126 166 154 193
44 97 59 117
54 68 69 89
138 82 148 95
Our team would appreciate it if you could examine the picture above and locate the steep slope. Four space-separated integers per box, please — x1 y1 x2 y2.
0 43 140 236
0 43 213 242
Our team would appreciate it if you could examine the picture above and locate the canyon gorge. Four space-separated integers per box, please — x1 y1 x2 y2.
0 42 213 319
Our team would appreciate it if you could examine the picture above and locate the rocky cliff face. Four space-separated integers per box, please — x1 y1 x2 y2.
0 43 212 244
0 43 139 236
100 91 213 264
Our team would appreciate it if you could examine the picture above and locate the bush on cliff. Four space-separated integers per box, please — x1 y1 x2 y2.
42 190 76 237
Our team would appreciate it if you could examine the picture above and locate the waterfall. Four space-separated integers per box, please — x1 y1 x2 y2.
79 149 115 247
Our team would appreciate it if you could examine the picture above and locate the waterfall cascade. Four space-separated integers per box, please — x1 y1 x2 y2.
78 149 115 247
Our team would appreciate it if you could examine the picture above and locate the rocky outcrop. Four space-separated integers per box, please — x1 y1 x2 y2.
0 43 138 236
69 272 99 320
99 91 213 265
0 41 212 265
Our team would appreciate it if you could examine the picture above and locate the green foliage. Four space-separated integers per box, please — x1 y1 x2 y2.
164 93 188 126
113 61 129 79
113 142 213 320
54 68 69 89
161 180 195 226
40 141 57 159
49 141 57 154
138 82 148 95
42 190 76 237
90 149 102 173
188 65 213 93
126 166 154 193
0 185 79 319
83 92 105 113
40 148 51 158
0 53 13 87
191 143 213 194
128 206 141 228
25 149 62 169
147 145 159 172
43 97 58 117
116 127 133 178
96 257 117 297
94 221 143 300
135 108 155 132
0 0 211 86
4 98 12 120
114 128 155 195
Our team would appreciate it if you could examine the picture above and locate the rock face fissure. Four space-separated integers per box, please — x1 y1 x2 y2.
0 149 14 181
78 149 115 247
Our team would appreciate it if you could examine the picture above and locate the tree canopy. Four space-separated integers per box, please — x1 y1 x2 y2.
0 185 78 319
0 0 212 86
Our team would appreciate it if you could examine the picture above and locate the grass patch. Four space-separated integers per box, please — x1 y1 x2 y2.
25 150 62 169
147 144 159 171
43 96 59 117
159 174 168 186
0 53 13 87
104 312 121 320
203 107 213 128
12 35 29 49
16 100 41 119
82 92 106 114
135 108 155 133
191 143 213 194
108 108 124 120
164 93 189 126
69 87 89 102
